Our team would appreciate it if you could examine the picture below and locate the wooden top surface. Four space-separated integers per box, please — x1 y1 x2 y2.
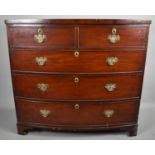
5 19 151 25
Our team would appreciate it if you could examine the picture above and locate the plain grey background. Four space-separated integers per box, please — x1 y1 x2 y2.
0 15 155 139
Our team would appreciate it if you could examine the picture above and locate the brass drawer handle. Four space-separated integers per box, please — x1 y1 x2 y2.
105 83 117 92
35 57 47 66
37 83 49 92
40 109 51 118
74 77 79 83
74 104 80 110
34 28 46 43
103 110 115 118
74 51 80 58
106 57 119 66
108 28 120 43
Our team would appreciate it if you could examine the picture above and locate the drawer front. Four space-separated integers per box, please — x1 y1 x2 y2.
10 50 145 73
13 74 142 100
16 99 139 125
79 26 148 48
8 27 76 48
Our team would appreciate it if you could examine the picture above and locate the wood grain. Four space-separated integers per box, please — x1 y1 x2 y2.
10 49 146 73
5 19 151 136
16 98 139 126
79 25 148 48
8 26 76 48
13 74 143 100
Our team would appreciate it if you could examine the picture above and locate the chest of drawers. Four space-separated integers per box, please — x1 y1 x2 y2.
5 19 151 136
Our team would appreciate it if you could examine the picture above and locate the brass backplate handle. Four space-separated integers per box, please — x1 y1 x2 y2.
37 83 49 92
103 110 115 118
34 28 46 43
35 57 47 66
40 109 51 118
105 83 117 92
106 57 119 66
108 28 120 43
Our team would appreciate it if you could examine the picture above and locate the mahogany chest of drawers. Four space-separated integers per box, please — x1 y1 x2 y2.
5 19 151 136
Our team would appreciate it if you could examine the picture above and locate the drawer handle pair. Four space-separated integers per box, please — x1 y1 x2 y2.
35 56 118 66
34 28 46 43
37 83 116 92
34 28 120 44
35 55 118 67
108 28 120 44
39 108 114 118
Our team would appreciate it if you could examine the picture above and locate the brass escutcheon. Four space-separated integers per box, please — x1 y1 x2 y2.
74 51 80 58
74 77 79 83
74 104 80 110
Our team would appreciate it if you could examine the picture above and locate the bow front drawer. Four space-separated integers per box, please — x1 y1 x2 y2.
13 74 142 100
16 99 139 126
10 50 145 73
79 26 148 49
7 27 76 48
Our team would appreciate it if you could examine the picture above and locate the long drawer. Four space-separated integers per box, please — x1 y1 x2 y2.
7 26 76 48
10 50 145 73
79 25 148 48
13 74 142 100
16 99 139 126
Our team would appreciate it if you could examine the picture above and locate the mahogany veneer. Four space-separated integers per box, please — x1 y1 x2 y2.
5 19 151 136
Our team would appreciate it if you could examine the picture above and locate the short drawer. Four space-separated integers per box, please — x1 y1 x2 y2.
7 26 76 48
16 99 139 126
13 74 142 100
10 49 145 73
79 25 148 48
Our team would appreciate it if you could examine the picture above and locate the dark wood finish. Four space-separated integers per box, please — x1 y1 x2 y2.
79 25 148 48
8 27 76 48
128 125 138 136
16 99 139 126
17 123 138 135
10 49 146 73
5 19 151 25
5 19 151 136
13 74 142 100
